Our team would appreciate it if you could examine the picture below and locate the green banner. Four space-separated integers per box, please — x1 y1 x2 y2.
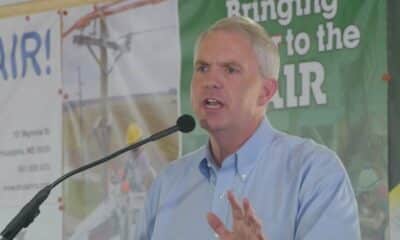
388 0 400 239
179 0 388 239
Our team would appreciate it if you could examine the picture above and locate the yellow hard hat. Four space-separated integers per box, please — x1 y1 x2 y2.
125 123 142 145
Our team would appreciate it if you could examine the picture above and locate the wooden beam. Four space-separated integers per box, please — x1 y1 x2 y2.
0 0 116 19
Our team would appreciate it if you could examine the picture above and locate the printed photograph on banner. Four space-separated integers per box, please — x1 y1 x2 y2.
0 10 62 240
60 1 179 240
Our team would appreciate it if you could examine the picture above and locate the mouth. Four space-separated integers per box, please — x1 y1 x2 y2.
202 98 224 109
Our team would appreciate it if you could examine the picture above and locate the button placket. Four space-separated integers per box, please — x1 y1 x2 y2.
211 167 235 225
240 173 247 181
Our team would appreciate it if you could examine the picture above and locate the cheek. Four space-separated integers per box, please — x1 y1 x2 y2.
190 82 200 106
190 75 200 89
238 88 261 108
190 84 198 101
190 78 197 95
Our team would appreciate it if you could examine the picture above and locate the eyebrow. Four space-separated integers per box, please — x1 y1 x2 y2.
194 60 209 66
195 59 242 68
221 61 241 68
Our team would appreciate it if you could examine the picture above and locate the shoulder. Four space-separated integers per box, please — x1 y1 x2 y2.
270 129 343 171
271 134 360 239
162 146 206 178
143 146 206 212
271 129 337 159
267 129 348 190
148 146 206 193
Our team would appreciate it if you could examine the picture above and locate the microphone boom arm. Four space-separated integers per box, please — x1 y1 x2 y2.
0 115 194 240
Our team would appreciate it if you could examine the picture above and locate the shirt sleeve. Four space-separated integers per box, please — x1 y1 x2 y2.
294 150 361 240
134 176 162 240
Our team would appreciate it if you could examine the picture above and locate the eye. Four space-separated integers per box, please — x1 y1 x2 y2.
196 64 208 73
225 65 239 74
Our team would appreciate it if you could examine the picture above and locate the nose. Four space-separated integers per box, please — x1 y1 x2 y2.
204 80 221 89
203 69 223 89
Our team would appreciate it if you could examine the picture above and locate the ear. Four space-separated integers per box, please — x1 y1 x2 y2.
258 78 277 106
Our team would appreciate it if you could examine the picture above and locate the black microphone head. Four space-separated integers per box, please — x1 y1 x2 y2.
176 114 195 133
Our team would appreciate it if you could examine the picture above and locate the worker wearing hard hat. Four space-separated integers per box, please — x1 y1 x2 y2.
356 168 387 240
110 123 157 240
123 122 156 192
125 123 143 146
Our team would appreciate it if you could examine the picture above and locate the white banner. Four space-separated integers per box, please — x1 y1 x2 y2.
61 1 179 239
0 11 62 239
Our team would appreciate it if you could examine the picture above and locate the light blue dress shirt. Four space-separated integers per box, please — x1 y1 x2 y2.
135 118 361 240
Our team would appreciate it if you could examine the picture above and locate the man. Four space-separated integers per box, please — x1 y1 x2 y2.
135 16 360 240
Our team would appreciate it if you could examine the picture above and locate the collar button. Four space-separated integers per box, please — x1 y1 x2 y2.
241 174 247 181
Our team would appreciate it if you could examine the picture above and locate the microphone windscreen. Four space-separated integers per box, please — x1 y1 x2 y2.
176 114 195 133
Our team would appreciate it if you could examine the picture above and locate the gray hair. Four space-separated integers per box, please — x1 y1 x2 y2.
194 16 280 79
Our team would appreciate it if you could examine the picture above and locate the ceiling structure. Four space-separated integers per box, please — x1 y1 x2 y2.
0 0 113 18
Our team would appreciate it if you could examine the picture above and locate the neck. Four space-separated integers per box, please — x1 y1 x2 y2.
209 117 264 167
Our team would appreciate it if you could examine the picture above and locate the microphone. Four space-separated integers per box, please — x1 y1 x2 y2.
177 114 196 132
148 114 195 141
0 114 195 240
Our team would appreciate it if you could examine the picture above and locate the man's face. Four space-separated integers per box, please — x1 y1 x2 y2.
190 30 275 134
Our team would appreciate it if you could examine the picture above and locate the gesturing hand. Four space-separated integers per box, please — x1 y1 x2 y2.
207 191 266 240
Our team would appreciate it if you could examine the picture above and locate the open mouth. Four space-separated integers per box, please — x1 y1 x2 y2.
203 98 224 109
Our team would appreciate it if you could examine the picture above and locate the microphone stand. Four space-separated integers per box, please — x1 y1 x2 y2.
0 124 181 240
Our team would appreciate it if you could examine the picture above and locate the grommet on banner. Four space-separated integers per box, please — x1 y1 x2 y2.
382 73 392 82
58 197 64 211
57 9 68 16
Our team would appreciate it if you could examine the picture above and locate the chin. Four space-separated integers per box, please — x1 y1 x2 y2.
199 118 227 133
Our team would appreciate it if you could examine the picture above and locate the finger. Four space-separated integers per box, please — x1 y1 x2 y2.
243 198 251 221
249 213 265 240
243 198 259 225
207 212 231 238
249 214 262 230
256 231 266 240
227 191 244 220
243 199 264 236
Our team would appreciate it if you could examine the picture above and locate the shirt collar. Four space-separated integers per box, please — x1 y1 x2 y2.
199 118 275 180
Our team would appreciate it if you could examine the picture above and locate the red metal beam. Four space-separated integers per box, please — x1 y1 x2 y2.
62 0 165 38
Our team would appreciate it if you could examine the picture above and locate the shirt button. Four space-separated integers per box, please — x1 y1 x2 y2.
219 192 225 199
241 174 247 181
